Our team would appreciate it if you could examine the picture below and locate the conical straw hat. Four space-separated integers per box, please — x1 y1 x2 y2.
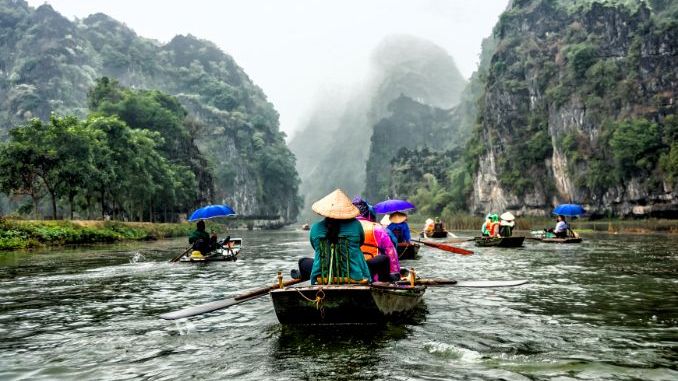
389 211 408 224
500 212 515 221
380 214 391 226
311 189 360 219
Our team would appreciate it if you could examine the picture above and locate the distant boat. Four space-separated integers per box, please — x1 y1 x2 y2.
301 223 310 231
474 236 525 247
537 237 582 244
178 238 242 263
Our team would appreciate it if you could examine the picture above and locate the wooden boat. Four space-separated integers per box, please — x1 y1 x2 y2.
474 236 525 247
397 243 420 260
178 238 242 262
538 237 582 244
421 230 448 239
270 282 426 324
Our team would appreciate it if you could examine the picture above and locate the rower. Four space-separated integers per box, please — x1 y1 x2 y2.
546 215 570 238
188 220 217 254
386 211 411 244
433 217 444 232
499 212 516 237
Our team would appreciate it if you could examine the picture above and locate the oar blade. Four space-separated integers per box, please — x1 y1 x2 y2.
453 279 529 288
413 239 474 255
160 295 261 320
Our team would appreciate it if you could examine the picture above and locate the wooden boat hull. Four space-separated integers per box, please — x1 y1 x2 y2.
474 236 525 247
178 238 242 263
270 284 426 325
428 231 449 238
397 243 420 260
540 237 582 244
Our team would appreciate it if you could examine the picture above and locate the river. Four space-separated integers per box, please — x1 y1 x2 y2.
0 229 676 380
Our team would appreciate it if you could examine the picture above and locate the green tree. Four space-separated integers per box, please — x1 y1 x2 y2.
610 119 663 179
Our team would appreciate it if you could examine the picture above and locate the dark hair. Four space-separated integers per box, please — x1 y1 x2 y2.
325 218 341 244
197 220 205 231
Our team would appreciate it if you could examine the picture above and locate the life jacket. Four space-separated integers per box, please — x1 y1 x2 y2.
359 220 379 260
485 221 499 237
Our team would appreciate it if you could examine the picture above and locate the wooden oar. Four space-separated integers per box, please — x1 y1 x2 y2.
160 278 304 320
415 279 528 287
411 239 474 255
374 279 528 288
170 246 193 263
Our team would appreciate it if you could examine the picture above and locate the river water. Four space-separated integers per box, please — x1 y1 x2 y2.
0 229 676 380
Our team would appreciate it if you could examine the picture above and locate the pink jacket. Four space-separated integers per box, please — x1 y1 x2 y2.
357 216 400 274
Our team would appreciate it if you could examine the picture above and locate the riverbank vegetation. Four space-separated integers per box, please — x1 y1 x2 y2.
0 79 208 223
0 219 231 250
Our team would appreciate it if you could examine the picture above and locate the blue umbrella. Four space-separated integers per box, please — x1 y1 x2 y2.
188 204 237 222
373 199 416 214
552 204 585 217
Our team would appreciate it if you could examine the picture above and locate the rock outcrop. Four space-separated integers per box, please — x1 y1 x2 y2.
469 0 677 217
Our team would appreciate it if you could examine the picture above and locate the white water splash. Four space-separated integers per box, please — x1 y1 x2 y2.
424 341 482 362
130 252 145 264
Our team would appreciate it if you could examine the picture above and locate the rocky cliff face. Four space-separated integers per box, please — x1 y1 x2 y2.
290 35 466 217
0 1 300 220
470 0 677 217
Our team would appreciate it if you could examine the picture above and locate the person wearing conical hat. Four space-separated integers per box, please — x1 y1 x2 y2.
380 214 399 247
352 196 400 282
386 211 411 244
499 212 516 237
297 189 372 285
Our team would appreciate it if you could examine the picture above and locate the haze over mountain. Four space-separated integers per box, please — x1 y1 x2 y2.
289 35 467 219
25 0 508 136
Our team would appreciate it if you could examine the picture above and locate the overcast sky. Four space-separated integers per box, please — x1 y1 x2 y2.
27 0 507 137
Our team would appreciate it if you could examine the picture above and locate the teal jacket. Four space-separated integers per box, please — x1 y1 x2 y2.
309 218 372 285
188 229 210 244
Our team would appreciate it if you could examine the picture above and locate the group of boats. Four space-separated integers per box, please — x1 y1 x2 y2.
162 200 589 326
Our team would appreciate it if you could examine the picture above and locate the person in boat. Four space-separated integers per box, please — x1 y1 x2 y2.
547 215 570 238
381 214 399 246
481 214 492 236
188 220 217 254
499 212 515 237
434 217 444 232
386 211 411 244
481 214 500 237
353 197 401 281
423 218 435 236
297 189 372 285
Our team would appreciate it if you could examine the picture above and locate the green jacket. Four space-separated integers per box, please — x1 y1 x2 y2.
309 218 372 285
189 229 210 244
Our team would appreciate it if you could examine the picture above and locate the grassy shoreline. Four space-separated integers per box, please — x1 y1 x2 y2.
0 219 229 251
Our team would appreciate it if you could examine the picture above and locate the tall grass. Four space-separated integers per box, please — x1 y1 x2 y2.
0 219 228 250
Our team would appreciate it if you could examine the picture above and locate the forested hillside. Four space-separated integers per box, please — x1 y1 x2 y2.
383 0 677 218
0 0 300 221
